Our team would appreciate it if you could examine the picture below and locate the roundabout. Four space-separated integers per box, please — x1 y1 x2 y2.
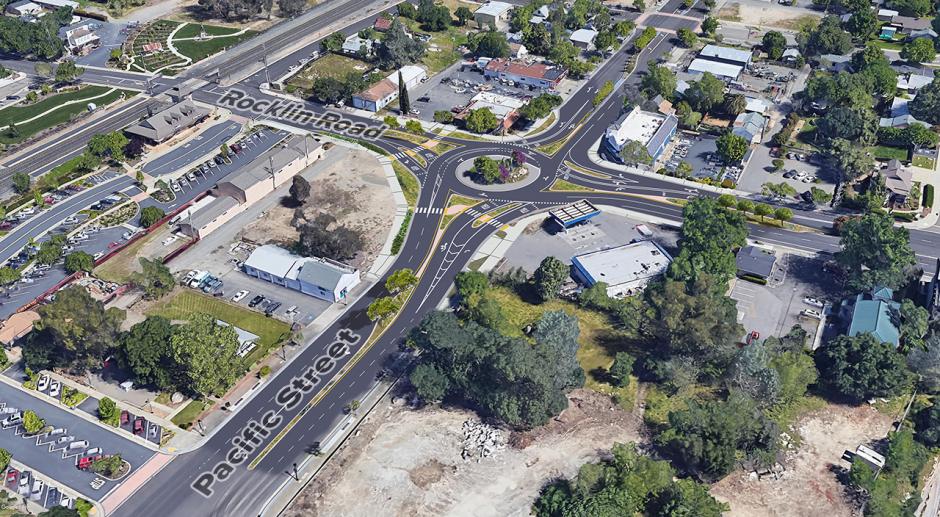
454 154 541 192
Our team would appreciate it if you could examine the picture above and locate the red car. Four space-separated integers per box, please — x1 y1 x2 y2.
746 331 760 345
77 455 101 471
6 469 18 485
120 410 129 425
133 418 144 436
108 241 121 249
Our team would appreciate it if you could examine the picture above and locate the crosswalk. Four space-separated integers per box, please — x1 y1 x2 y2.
465 207 504 227
415 206 444 214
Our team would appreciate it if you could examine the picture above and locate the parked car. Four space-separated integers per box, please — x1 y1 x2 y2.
265 301 281 316
120 410 129 425
37 375 49 391
133 418 144 436
232 290 249 303
6 469 18 486
746 331 759 345
801 308 822 319
18 472 29 494
803 297 825 308
49 380 60 398
248 295 265 308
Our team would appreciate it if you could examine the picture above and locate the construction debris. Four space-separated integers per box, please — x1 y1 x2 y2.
461 420 505 461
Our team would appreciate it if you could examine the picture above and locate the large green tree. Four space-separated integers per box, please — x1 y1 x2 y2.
716 132 749 164
64 251 95 274
684 72 725 113
815 333 910 400
836 211 915 290
910 77 940 124
122 316 177 391
375 19 426 69
668 197 747 283
901 37 936 64
171 314 242 397
762 30 787 60
130 258 175 300
533 256 570 302
641 62 677 99
799 15 852 56
465 107 499 134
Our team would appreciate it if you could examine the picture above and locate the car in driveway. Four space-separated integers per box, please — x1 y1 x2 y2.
134 418 145 436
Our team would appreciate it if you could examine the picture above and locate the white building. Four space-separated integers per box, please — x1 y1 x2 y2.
242 245 360 303
473 1 513 29
341 34 373 56
699 44 752 67
687 58 742 80
6 1 43 17
387 65 427 89
602 105 678 163
570 28 598 50
571 241 673 298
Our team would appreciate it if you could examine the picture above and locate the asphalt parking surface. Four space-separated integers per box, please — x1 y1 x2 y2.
141 121 243 177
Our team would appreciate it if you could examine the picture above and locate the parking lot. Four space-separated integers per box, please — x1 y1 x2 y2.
729 252 837 343
6 462 81 511
0 377 154 501
740 146 834 200
141 120 243 177
660 134 727 181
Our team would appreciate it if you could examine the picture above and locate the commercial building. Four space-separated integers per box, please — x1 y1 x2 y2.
548 199 600 230
687 58 742 80
0 311 39 347
6 1 42 17
33 0 77 9
838 286 901 348
473 1 513 29
571 241 673 298
125 99 211 143
602 105 678 164
65 26 100 55
483 58 566 89
735 245 777 280
242 245 360 303
352 66 427 112
454 91 526 133
179 134 324 239
388 65 427 89
570 28 598 50
698 44 753 67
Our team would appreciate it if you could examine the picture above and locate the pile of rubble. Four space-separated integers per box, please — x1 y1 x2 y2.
461 420 505 461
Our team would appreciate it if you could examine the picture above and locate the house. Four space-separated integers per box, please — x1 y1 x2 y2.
877 8 899 21
352 79 397 112
179 135 323 239
909 28 938 39
571 241 673 298
736 245 777 280
530 5 550 24
454 91 526 133
5 1 42 17
570 28 598 50
602 105 678 164
687 58 742 80
732 112 767 144
652 95 675 116
124 99 210 143
242 245 360 303
0 311 39 347
341 34 373 56
881 159 915 204
818 54 852 72
744 96 770 115
699 44 753 67
839 287 901 347
781 48 801 63
215 320 259 357
473 1 513 30
891 96 910 118
897 72 933 93
483 58 566 89
373 16 392 32
32 0 77 9
890 15 932 35
508 42 527 59
65 26 100 55
879 113 927 128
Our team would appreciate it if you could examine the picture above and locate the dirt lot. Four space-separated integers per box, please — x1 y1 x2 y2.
286 389 644 517
718 1 820 30
712 403 894 517
240 145 394 271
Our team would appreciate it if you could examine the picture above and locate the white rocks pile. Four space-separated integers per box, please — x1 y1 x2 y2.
461 420 505 461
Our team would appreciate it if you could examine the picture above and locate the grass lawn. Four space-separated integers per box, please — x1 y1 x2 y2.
150 290 291 364
871 37 905 51
487 286 639 409
93 227 165 284
429 140 459 155
913 154 936 169
449 131 489 142
392 160 419 207
171 399 210 428
399 18 469 76
526 113 556 136
439 193 479 229
872 145 909 162
0 88 135 144
385 129 429 145
172 30 257 63
287 53 374 90
173 22 243 39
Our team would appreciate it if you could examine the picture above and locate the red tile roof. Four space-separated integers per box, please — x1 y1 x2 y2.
356 79 397 102
374 17 393 31
484 58 565 82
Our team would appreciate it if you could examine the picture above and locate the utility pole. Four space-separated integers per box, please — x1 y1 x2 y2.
291 462 299 481
268 155 276 189
260 44 271 86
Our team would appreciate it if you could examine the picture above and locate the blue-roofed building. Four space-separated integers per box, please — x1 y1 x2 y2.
839 287 901 347
602 106 678 165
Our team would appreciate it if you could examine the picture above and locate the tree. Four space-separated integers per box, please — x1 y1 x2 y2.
0 267 19 293
277 0 305 16
898 299 929 352
726 343 781 406
469 30 510 58
367 296 401 321
845 8 877 41
24 286 124 372
454 6 473 25
619 140 653 166
676 101 701 128
398 72 411 114
320 31 346 52
410 363 449 400
614 20 636 38
908 333 940 393
717 193 736 208
656 392 778 481
774 207 793 224
770 349 818 405
815 333 910 400
97 397 119 425
519 94 562 122
816 106 877 146
634 26 657 50
289 175 310 204
22 410 44 434
385 268 417 294
397 1 416 18
375 20 426 69
130 258 175 300
297 213 363 261
668 197 747 283
723 93 747 116
122 316 177 391
763 182 799 199
910 77 940 124
54 59 83 83
11 172 30 194
901 37 935 64
464 107 499 134
6 122 18 139
64 251 94 274
533 256 569 302
684 72 725 113
800 16 852 56
677 27 697 48
0 449 9 473
825 138 875 181
87 131 129 163
433 110 454 123
171 314 241 396
753 203 772 221
762 31 787 60
609 352 634 387
472 156 501 184
641 63 677 99
889 0 931 16
716 132 748 164
915 403 940 446
837 211 915 290
736 199 754 213
701 16 719 36
138 206 165 228
676 161 693 178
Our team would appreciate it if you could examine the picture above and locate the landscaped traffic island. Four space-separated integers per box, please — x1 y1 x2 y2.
456 151 540 191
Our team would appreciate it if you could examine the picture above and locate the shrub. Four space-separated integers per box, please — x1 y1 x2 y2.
258 365 271 377
720 178 735 188
391 209 413 254
739 274 768 285
924 184 934 209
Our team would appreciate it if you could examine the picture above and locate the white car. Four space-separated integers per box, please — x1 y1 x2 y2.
31 479 44 499
37 375 49 391
161 235 178 246
801 309 823 319
93 252 104 260
171 183 181 192
803 297 825 308
231 290 249 303
49 380 60 398
18 473 29 494
60 496 73 508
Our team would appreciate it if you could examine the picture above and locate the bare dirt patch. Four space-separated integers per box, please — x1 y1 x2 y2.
240 145 393 271
711 403 894 517
719 1 820 29
285 389 644 517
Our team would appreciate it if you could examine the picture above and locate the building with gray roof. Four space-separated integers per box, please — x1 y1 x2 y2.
242 245 360 303
125 99 210 143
